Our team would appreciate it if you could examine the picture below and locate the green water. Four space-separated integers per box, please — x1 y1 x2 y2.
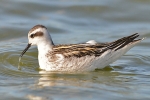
0 0 150 100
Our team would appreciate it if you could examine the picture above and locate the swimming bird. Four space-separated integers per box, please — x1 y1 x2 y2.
20 25 144 71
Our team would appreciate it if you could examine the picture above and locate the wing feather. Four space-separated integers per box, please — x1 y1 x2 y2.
52 33 141 58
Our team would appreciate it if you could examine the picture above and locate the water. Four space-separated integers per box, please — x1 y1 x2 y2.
0 0 150 100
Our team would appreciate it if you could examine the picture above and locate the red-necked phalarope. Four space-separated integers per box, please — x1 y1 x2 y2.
19 25 144 71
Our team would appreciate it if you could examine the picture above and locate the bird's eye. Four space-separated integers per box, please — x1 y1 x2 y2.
30 34 34 38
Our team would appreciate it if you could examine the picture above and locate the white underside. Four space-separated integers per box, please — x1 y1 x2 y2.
38 40 142 72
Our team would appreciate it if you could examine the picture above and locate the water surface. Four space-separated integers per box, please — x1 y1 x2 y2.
0 0 150 100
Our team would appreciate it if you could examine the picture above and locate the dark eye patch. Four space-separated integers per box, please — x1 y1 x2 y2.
35 32 43 36
30 32 43 38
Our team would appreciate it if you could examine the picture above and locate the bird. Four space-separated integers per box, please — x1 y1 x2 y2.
20 25 144 72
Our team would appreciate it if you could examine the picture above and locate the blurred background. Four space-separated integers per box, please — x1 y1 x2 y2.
0 0 150 100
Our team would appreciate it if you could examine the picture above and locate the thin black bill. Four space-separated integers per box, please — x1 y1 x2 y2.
20 43 31 57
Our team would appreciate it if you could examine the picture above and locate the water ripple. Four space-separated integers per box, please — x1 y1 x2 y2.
0 50 39 78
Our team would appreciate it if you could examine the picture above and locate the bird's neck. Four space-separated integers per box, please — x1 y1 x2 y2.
37 40 54 55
